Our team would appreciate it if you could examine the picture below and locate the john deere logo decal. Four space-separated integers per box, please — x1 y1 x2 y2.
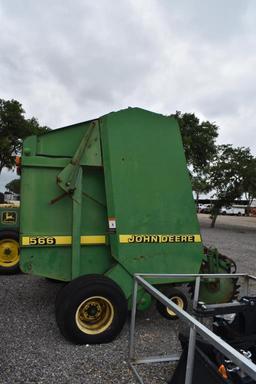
119 234 201 243
2 211 17 224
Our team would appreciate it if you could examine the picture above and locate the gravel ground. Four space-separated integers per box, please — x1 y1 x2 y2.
199 214 256 274
0 215 255 384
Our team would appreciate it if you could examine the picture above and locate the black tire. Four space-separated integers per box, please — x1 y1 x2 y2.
0 231 20 274
55 274 128 344
222 211 226 215
156 287 188 320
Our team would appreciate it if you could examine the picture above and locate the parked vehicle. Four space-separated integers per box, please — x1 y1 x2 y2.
220 206 245 216
0 204 20 273
198 204 212 214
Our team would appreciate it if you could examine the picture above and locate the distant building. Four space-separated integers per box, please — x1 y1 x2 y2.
4 192 20 203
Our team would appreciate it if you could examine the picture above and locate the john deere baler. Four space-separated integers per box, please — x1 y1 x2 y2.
19 107 236 344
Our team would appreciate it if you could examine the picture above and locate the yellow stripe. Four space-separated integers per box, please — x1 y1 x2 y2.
21 234 201 246
119 235 133 243
21 235 106 246
21 237 30 246
55 236 72 245
80 235 106 245
119 234 202 244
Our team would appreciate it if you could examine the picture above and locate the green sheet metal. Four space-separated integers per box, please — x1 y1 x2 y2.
101 108 203 281
20 107 203 292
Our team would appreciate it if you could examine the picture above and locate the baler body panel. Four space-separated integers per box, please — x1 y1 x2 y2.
20 121 112 280
20 107 203 287
100 108 203 279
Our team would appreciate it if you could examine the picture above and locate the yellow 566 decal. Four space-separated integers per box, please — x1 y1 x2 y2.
22 235 106 246
28 237 56 245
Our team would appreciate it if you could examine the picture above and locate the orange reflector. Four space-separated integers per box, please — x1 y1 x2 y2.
15 156 21 166
218 364 228 380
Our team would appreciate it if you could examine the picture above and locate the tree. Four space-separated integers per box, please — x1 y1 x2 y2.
209 145 253 227
191 171 212 205
171 111 219 170
0 99 49 173
242 157 256 213
5 179 20 194
170 111 218 204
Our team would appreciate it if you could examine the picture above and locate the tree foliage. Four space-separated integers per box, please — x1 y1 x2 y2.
209 145 255 227
191 171 212 205
242 157 256 207
171 111 219 170
5 179 20 194
0 99 49 173
171 111 256 227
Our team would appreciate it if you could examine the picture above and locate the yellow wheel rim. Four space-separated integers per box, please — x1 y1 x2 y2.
75 296 114 335
0 239 19 268
166 296 184 317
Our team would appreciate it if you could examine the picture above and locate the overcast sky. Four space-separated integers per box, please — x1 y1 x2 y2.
1 0 256 191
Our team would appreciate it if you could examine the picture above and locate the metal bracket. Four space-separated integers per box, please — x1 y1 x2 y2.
57 120 98 195
54 120 99 279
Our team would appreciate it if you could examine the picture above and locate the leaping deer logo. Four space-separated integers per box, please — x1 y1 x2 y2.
2 211 17 224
